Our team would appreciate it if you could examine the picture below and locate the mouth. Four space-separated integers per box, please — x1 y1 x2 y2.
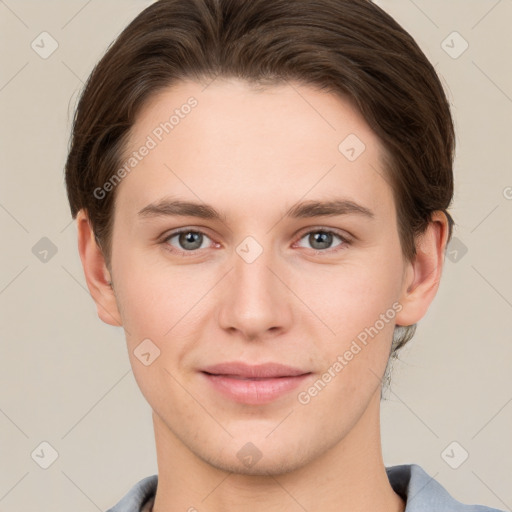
200 362 312 405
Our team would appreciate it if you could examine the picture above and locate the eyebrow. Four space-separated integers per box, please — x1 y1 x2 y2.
137 198 375 221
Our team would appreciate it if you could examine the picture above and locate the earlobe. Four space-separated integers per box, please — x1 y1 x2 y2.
395 211 450 327
76 209 122 327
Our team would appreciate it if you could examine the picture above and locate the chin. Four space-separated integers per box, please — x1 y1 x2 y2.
195 437 316 477
216 453 309 477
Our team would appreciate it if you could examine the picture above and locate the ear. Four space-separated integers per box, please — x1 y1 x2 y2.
395 211 450 327
76 209 122 327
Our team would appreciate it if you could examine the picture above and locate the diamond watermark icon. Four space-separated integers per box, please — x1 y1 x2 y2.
338 134 366 162
446 237 468 263
32 237 58 263
236 236 263 264
134 338 161 366
31 441 59 469
31 31 59 59
237 442 263 468
441 31 468 59
441 441 469 469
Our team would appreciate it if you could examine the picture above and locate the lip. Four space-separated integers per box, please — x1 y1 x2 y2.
200 362 312 405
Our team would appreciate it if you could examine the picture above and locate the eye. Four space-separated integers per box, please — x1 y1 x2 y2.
295 229 350 253
160 227 351 257
163 229 214 255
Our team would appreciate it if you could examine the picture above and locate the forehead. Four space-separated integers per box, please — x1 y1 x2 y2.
116 78 394 222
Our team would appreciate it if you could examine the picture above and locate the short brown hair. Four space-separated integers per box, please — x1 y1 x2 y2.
64 0 455 357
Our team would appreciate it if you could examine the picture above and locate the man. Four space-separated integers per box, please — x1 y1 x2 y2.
64 0 504 510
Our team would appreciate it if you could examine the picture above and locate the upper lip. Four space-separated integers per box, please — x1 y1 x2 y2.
201 362 310 379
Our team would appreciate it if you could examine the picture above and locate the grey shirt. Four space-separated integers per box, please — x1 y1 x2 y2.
106 464 505 511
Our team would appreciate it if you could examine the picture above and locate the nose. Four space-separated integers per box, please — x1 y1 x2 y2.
216 240 294 341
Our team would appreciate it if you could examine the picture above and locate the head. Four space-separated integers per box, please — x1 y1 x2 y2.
65 0 454 475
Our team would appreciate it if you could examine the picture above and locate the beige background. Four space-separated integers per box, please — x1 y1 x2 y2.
0 0 511 510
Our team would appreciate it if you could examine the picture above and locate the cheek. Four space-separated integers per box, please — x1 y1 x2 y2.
297 260 401 340
295 251 402 395
295 287 398 424
115 265 198 407
112 251 214 379
112 247 186 332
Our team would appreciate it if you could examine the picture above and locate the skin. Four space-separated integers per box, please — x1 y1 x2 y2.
77 78 449 512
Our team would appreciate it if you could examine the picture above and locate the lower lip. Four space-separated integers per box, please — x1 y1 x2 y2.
201 372 312 405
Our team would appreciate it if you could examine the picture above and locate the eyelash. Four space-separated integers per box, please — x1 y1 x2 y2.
160 227 352 257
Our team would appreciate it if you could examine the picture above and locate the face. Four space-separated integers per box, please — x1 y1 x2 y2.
107 78 410 474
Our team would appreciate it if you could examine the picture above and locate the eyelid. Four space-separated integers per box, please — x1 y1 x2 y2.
295 225 352 242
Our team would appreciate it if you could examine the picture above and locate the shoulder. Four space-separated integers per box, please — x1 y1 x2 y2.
386 464 505 512
106 467 505 512
106 474 158 512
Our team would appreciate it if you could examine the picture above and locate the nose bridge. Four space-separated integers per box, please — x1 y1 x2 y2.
217 233 291 337
233 234 279 302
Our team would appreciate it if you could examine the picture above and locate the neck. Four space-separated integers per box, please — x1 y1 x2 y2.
151 390 405 512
